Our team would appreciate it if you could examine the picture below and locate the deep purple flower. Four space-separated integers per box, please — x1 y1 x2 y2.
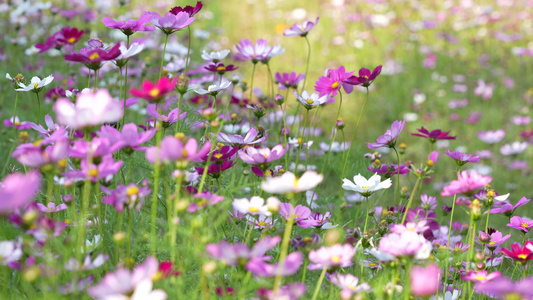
0 171 41 214
102 13 155 36
412 127 456 142
344 65 382 87
64 44 121 70
204 62 238 75
169 1 203 17
195 160 236 179
36 27 84 53
367 164 409 177
366 119 405 149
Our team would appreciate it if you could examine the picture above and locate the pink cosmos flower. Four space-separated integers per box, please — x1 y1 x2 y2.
461 270 501 283
102 181 151 212
314 66 354 97
68 138 113 159
88 256 166 300
477 129 505 144
187 192 225 212
507 216 533 233
412 127 456 141
238 145 286 165
36 26 84 53
279 203 319 228
378 231 431 259
390 220 429 234
63 155 122 183
12 138 68 168
283 17 319 37
489 197 530 216
64 44 121 70
148 11 195 35
97 124 156 152
147 105 186 128
256 283 306 300
37 202 67 213
308 244 355 270
206 236 281 266
410 264 440 297
3 116 31 130
474 79 495 100
0 171 41 214
246 252 302 277
130 77 178 103
145 136 210 165
329 273 370 298
441 170 492 196
275 72 305 90
366 119 405 149
54 89 123 129
102 12 155 35
235 39 273 63
445 149 480 166
217 127 266 147
28 114 64 137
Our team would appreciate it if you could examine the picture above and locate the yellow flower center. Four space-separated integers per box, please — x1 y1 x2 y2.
306 99 314 104
149 88 160 98
489 241 496 245
88 168 98 177
214 153 223 159
362 186 370 190
257 221 266 226
331 82 339 89
33 139 43 146
33 83 39 88
249 207 259 213
89 52 100 60
57 159 67 168
198 198 207 206
331 256 341 263
14 121 21 125
127 186 139 196
65 219 70 225
347 285 357 291
216 66 226 71
521 223 529 228
182 149 189 158
427 160 434 167
474 275 486 281
68 37 76 43
518 254 528 259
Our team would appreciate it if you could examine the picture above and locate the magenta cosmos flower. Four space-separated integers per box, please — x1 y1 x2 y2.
64 44 121 70
0 171 41 214
279 203 319 228
148 11 195 35
441 170 492 196
410 264 440 297
445 149 480 166
238 145 286 165
169 1 203 17
235 39 273 63
102 182 151 212
147 105 186 129
284 17 319 37
508 216 533 233
366 119 405 149
217 127 266 147
314 66 354 97
476 277 533 299
145 136 210 165
4 116 31 130
102 12 155 36
54 89 123 129
36 26 84 53
476 229 511 251
412 127 456 142
12 138 68 168
344 65 382 88
97 124 156 152
501 241 533 263
187 192 224 212
130 77 177 103
378 231 431 259
308 244 355 270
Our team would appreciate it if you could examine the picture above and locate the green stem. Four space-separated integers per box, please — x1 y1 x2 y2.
249 63 257 103
159 34 169 79
401 177 422 224
12 92 19 140
302 36 311 90
35 92 41 124
175 92 184 134
443 192 458 294
392 147 401 214
149 107 163 254
121 35 130 128
126 209 134 257
273 214 295 294
363 197 370 233
311 266 328 300
183 26 191 76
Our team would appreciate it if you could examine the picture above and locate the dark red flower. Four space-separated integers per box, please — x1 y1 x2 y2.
195 160 235 178
412 127 456 142
344 65 382 87
157 261 181 279
204 62 238 75
169 1 203 17
501 241 533 263
36 26 84 53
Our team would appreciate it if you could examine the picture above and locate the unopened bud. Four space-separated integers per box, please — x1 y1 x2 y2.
177 73 189 94
114 232 126 243
476 262 486 270
324 228 341 246
274 94 284 105
336 118 345 130
267 197 280 212
203 261 217 274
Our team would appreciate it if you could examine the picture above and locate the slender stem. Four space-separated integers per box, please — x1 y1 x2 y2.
12 92 18 140
76 153 93 262
302 36 312 90
87 70 91 88
294 109 309 171
175 92 184 134
443 192 458 293
121 35 130 128
171 176 183 264
183 26 192 76
392 147 401 214
339 88 369 201
126 209 134 257
401 177 422 224
319 91 343 174
249 63 257 103
305 108 318 171
273 214 295 294
311 266 328 300
266 62 275 100
150 107 163 254
363 197 370 233
159 34 169 79
35 92 41 124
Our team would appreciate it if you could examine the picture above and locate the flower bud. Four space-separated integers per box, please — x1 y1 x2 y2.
476 262 486 270
274 94 284 105
324 228 341 246
202 261 217 274
478 231 491 243
336 118 345 130
22 266 40 282
475 251 485 262
114 232 126 243
177 73 189 94
398 143 407 154
19 131 30 143
267 197 280 212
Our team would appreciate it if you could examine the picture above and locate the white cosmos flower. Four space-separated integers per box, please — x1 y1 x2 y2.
201 49 230 61
15 75 53 92
0 238 23 265
494 193 510 201
232 196 271 216
261 171 323 194
293 90 328 109
116 42 144 61
194 80 231 95
342 173 392 197
500 141 528 156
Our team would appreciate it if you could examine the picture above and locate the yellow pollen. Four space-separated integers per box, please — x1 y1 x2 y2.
14 121 21 125
306 99 314 104
265 170 272 177
362 186 370 190
68 37 76 43
407 227 415 231
65 219 70 225
249 207 259 213
163 117 168 121
89 52 100 60
258 221 266 226
149 88 160 98
487 190 495 197
331 82 339 89
33 139 43 146
518 254 528 259
263 154 268 159
347 285 357 291
285 80 289 84
126 186 139 196
427 160 434 167
182 149 189 158
474 275 486 281
152 272 163 282
331 256 341 263
88 168 98 177
198 199 207 206
57 159 67 168
521 223 529 228
489 241 496 245
368 263 377 267
33 83 39 88
214 153 223 159
216 66 226 71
